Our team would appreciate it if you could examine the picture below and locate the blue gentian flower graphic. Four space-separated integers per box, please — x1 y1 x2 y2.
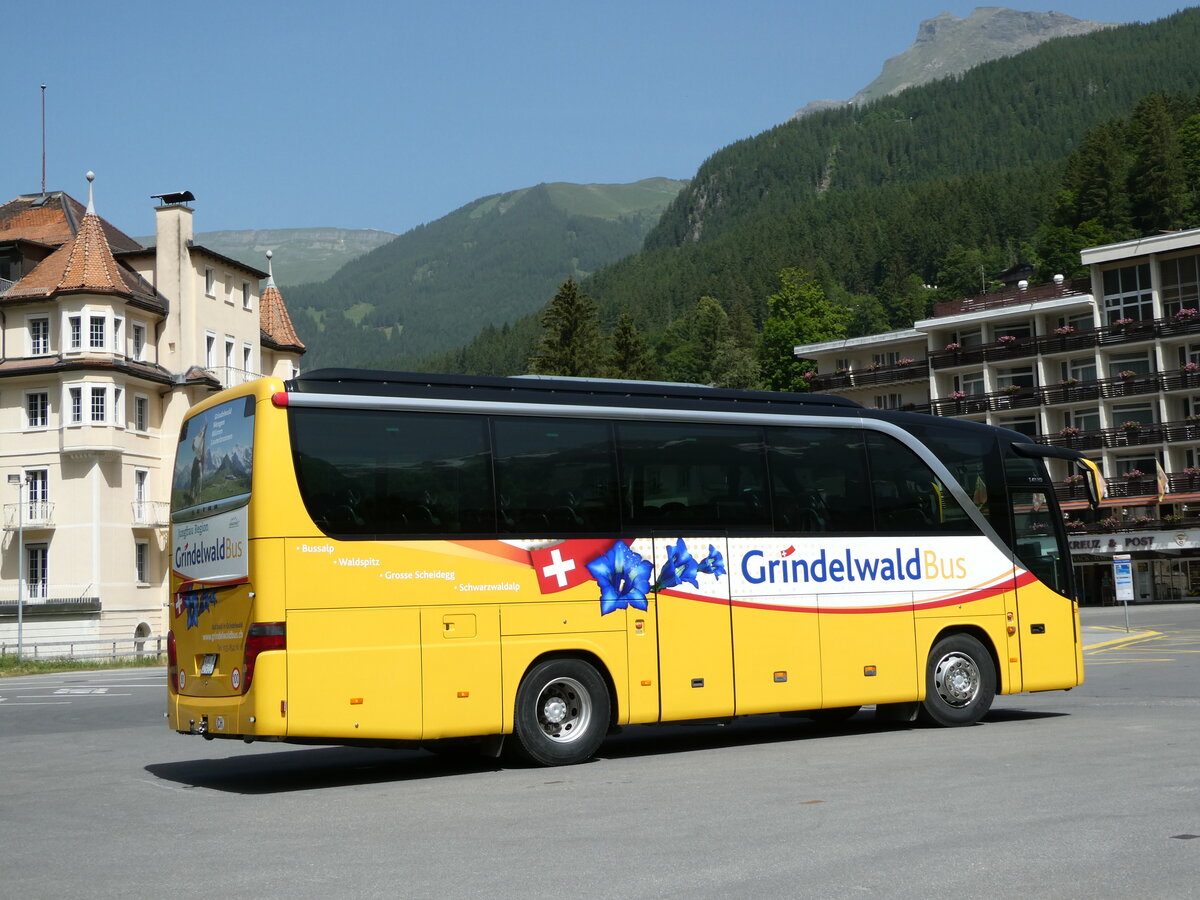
656 537 700 590
184 590 217 629
587 542 653 615
697 544 726 580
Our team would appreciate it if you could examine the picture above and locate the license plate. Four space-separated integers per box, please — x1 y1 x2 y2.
200 654 217 676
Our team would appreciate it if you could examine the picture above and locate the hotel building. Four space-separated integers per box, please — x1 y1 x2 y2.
794 228 1200 605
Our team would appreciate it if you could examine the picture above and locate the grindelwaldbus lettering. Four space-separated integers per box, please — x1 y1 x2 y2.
740 547 967 585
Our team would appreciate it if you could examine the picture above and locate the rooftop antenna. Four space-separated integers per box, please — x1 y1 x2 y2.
40 84 46 194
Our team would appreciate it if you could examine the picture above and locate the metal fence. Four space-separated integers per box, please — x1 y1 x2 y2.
0 634 166 662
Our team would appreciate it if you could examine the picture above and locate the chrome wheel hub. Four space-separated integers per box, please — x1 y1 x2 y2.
934 652 980 708
537 676 592 743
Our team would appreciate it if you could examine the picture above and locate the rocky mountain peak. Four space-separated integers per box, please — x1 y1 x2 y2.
793 7 1115 119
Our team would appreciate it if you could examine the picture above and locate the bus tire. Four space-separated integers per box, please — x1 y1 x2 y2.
919 633 995 727
512 658 609 766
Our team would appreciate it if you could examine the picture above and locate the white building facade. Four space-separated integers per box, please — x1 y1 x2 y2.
795 228 1200 606
0 179 304 652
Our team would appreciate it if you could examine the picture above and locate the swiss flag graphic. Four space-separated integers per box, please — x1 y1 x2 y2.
529 539 623 595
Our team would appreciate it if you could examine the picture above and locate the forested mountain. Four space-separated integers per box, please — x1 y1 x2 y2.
793 7 1113 117
433 8 1200 382
286 178 685 370
137 227 395 287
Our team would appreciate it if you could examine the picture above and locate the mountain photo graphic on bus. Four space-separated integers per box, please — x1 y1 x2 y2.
171 395 254 518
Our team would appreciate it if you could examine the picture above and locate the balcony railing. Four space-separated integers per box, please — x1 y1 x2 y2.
931 279 1090 317
2 501 55 530
0 585 97 606
809 360 928 392
1062 513 1200 533
930 337 1038 369
929 315 1200 371
131 501 170 527
1039 418 1200 451
1053 470 1200 504
207 366 264 388
931 374 1195 418
930 387 1040 416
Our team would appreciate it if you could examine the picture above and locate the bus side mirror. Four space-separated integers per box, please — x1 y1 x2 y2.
1077 458 1105 510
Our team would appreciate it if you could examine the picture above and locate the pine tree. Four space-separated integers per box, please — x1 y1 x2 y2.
1128 93 1188 232
529 278 605 376
607 312 654 380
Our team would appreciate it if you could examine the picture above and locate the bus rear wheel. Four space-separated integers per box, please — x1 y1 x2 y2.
919 634 995 727
512 659 610 766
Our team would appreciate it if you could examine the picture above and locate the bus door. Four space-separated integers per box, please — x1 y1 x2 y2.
1010 487 1080 690
652 535 735 720
727 539 823 715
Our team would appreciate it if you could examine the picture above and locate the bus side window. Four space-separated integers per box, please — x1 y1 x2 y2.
492 417 619 535
865 433 971 534
616 422 769 532
766 426 872 534
291 409 495 537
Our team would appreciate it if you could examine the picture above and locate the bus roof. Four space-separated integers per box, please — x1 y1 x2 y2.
289 368 863 416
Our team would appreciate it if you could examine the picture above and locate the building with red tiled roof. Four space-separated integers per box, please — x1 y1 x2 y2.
1 174 305 650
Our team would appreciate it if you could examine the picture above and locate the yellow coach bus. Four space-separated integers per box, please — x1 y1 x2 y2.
167 369 1100 766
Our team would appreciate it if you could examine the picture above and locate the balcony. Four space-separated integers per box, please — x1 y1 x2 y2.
930 386 1039 416
1053 469 1200 505
1062 513 1200 533
929 314 1200 373
931 373 1185 419
1035 328 1102 355
931 278 1090 317
131 501 170 527
1038 417 1200 453
0 587 99 609
2 501 55 530
1040 381 1103 405
207 366 264 388
809 359 928 392
930 336 1038 369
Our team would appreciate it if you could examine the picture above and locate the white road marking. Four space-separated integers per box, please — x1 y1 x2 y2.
0 700 71 706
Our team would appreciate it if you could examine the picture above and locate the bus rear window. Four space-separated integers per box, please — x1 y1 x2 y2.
172 396 255 520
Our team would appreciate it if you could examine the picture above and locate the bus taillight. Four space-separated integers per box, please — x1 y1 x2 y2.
243 622 286 695
167 630 178 694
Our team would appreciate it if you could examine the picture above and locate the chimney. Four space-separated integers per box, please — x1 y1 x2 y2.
153 194 195 373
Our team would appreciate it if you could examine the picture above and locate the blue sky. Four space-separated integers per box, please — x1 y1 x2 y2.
1 1 1191 241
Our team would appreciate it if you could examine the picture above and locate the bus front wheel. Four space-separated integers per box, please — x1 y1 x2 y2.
919 634 995 727
512 659 610 766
